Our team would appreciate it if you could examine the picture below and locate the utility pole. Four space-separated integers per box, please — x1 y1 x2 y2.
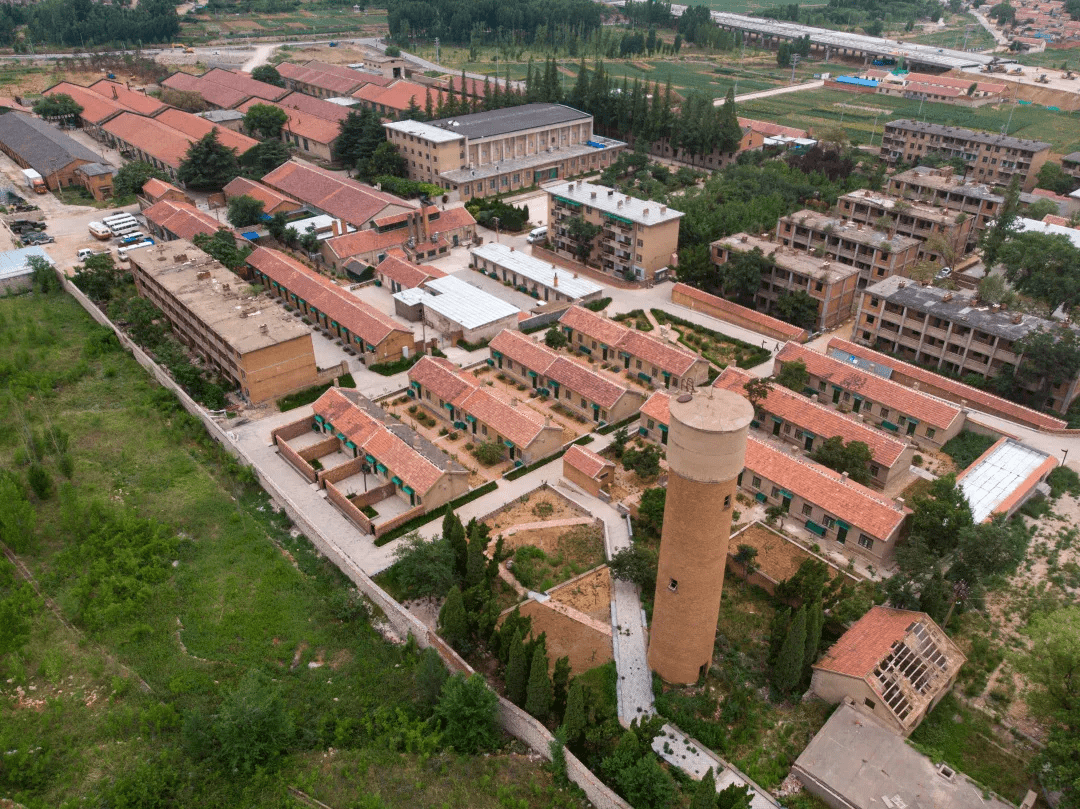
435 37 439 65
790 53 800 85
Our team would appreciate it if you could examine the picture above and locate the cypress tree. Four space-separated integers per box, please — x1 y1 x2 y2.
525 646 553 720
804 599 824 673
438 585 470 652
562 680 586 743
466 522 487 588
551 656 572 722
505 629 528 706
445 511 467 584
773 606 807 694
768 607 791 666
690 767 717 809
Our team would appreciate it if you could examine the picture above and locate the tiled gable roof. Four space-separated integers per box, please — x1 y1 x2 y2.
639 390 670 424
162 71 249 109
221 176 301 214
44 82 128 125
277 62 366 96
153 107 260 154
277 91 352 122
141 177 186 201
826 338 1067 430
558 305 703 376
101 112 196 170
235 98 341 145
246 247 410 347
374 253 445 289
558 305 629 347
713 367 908 467
261 160 413 228
490 329 558 375
408 355 478 404
814 606 931 679
775 342 963 430
203 68 289 102
673 282 807 341
745 437 909 539
564 444 610 479
143 199 221 241
0 112 100 176
352 80 437 112
87 79 167 116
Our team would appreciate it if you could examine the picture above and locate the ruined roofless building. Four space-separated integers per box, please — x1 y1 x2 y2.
648 385 753 685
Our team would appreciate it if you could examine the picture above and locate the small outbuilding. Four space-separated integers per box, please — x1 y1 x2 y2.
0 246 53 293
562 444 615 497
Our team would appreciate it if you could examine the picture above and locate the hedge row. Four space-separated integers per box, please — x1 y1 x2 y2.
502 434 594 481
597 413 640 435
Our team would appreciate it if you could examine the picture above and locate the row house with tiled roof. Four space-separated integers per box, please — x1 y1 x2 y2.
161 68 289 110
712 367 914 490
143 199 222 242
277 61 370 98
352 80 439 118
276 91 352 123
562 444 614 497
373 252 446 292
246 246 415 366
634 389 910 568
221 177 302 217
407 356 564 465
323 206 476 269
489 329 646 426
773 341 966 448
43 80 167 134
557 305 710 390
139 177 192 209
153 107 260 155
236 97 341 162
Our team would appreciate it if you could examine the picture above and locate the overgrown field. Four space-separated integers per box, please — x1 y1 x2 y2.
0 290 579 808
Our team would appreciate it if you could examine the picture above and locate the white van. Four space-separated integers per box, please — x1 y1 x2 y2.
117 240 154 261
526 226 547 244
104 214 140 237
88 221 112 240
111 222 143 239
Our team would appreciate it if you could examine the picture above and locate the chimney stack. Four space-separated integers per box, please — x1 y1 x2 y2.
553 272 559 287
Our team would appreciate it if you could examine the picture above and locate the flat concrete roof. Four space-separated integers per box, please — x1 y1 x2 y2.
865 274 1067 342
426 103 591 141
471 242 603 299
130 241 310 354
718 233 860 284
891 166 1005 203
384 118 462 144
794 703 1016 809
547 180 683 227
841 189 958 226
959 438 1052 523
786 209 921 252
1015 216 1080 249
884 119 1051 152
394 273 521 329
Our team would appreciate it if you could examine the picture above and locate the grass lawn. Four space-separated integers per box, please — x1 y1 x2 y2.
909 694 1035 804
905 14 996 51
0 290 573 808
1014 45 1080 68
509 523 605 591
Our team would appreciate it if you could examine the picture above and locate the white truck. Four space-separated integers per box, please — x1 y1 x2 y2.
21 168 46 194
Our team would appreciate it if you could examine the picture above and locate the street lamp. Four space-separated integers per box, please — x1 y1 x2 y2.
1062 448 1069 466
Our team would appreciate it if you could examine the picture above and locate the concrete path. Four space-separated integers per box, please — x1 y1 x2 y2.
715 80 826 106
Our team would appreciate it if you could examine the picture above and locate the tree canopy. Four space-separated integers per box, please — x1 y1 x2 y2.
177 131 240 192
113 161 169 198
811 436 873 485
32 93 82 121
251 65 284 87
243 103 289 141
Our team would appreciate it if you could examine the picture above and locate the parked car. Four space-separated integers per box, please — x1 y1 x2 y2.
935 267 952 280
22 232 54 245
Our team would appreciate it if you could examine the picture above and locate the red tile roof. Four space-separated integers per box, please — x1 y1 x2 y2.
143 199 222 241
141 177 187 202
407 356 554 449
374 253 445 289
277 91 352 122
153 107 260 154
563 444 611 479
246 247 411 348
814 606 930 678
776 342 963 431
745 436 909 539
235 98 341 145
558 305 704 377
738 117 809 139
277 62 366 96
672 283 807 341
87 79 167 116
261 160 414 228
306 60 392 86
352 80 438 112
313 388 449 494
221 177 301 215
102 112 198 170
204 67 289 102
162 71 249 109
826 338 1066 430
45 82 127 125
325 228 414 261
639 390 670 425
713 367 909 468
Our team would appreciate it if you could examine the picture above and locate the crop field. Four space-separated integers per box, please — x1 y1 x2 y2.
0 290 575 808
904 13 997 51
180 6 388 42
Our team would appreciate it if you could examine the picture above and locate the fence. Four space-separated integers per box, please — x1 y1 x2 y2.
60 271 632 809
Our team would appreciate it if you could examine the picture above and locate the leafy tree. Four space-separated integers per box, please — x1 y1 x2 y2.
226 194 266 228
243 103 288 141
774 290 819 330
637 486 666 539
1025 198 1060 221
988 1 1016 23
0 579 33 659
562 679 587 743
805 599 824 672
251 65 284 87
389 532 456 598
465 520 487 588
239 139 291 176
213 668 294 775
690 767 717 809
776 558 829 604
335 108 386 173
744 377 772 410
28 255 59 294
415 646 449 709
811 436 873 485
1000 231 1080 314
442 508 468 583
609 544 658 594
32 92 82 122
775 359 808 392
361 141 408 181
0 476 35 553
566 216 602 263
773 605 807 693
622 443 663 481
545 326 568 349
178 130 240 192
951 515 1030 582
716 249 769 303
27 464 53 500
717 783 753 809
505 628 529 706
113 160 168 197
192 229 251 272
981 176 1020 268
437 585 470 651
525 646 553 720
160 87 212 113
910 474 973 555
1036 161 1076 195
733 544 758 576
435 673 499 754
1015 326 1080 407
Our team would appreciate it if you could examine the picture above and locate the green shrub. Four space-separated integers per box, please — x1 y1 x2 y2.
472 441 505 466
1047 465 1080 499
277 373 357 411
369 354 422 376
941 430 996 471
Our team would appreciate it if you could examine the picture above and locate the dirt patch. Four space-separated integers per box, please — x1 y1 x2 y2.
517 598 613 676
404 596 441 632
485 487 589 531
549 566 611 623
329 649 353 671
730 522 844 583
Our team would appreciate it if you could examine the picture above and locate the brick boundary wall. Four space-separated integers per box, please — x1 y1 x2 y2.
318 456 364 487
298 435 339 463
271 416 312 444
59 270 632 809
276 438 318 483
671 282 809 343
325 481 374 534
374 504 426 538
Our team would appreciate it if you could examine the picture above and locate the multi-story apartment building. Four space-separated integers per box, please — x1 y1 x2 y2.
853 276 1080 414
887 165 1004 248
383 103 625 198
880 120 1051 191
773 341 966 448
488 329 646 426
711 233 861 332
128 241 319 404
546 180 683 281
836 189 973 265
712 367 914 491
407 356 564 465
776 210 921 289
634 390 910 570
557 305 710 389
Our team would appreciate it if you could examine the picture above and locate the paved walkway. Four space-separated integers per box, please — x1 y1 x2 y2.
715 80 826 106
